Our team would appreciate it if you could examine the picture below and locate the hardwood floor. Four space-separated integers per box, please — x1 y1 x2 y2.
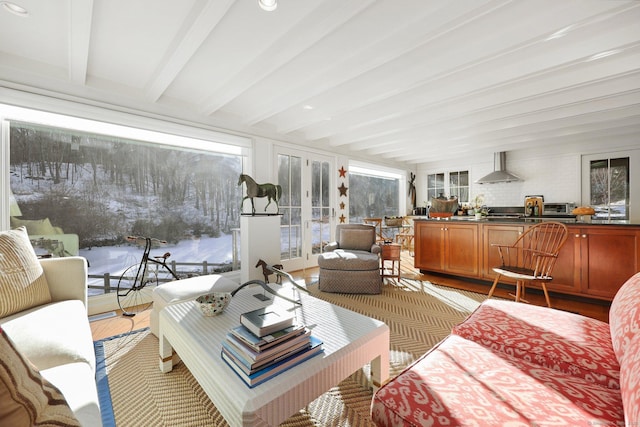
90 250 611 340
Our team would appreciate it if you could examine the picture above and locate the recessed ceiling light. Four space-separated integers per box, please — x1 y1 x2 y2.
303 105 314 110
1 2 28 17
258 0 277 12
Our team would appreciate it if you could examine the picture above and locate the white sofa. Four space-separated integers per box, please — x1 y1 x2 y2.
0 256 102 426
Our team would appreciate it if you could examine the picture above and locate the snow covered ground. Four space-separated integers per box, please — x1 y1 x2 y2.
81 234 236 296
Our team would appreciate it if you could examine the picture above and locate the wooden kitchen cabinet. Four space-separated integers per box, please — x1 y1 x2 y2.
553 225 640 300
481 224 525 281
414 221 479 276
415 220 640 302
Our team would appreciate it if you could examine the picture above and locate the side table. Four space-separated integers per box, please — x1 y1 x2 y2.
380 243 401 282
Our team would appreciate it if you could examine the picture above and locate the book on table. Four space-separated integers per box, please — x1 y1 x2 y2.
240 305 295 337
230 323 308 353
240 306 295 337
224 328 311 366
222 335 324 388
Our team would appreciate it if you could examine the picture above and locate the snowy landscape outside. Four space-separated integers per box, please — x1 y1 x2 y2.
9 122 243 296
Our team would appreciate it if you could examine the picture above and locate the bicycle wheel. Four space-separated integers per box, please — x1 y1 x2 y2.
116 264 158 316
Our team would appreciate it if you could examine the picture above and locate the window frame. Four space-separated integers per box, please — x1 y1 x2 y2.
348 162 406 222
1 103 253 314
581 150 639 223
426 170 469 204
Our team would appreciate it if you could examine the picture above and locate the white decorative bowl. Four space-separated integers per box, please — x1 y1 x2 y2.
196 292 231 316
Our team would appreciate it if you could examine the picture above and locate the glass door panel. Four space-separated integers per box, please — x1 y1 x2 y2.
276 149 333 271
278 154 302 262
310 159 331 256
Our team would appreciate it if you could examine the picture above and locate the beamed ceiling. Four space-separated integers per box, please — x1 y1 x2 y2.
1 0 639 165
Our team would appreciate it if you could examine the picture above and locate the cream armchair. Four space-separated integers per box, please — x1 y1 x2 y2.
317 224 382 294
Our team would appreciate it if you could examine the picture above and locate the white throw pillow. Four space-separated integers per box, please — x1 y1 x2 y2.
0 227 51 318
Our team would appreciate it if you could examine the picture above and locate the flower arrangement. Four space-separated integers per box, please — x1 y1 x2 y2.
472 194 485 209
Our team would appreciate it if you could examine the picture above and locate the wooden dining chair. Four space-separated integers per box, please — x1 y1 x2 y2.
487 221 568 308
363 218 384 243
394 217 414 254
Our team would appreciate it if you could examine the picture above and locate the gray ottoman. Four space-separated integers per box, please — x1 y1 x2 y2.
150 274 238 337
318 249 382 294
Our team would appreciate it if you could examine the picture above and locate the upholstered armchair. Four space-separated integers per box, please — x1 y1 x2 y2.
317 224 382 294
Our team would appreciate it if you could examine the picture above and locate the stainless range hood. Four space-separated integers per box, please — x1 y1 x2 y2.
475 152 522 184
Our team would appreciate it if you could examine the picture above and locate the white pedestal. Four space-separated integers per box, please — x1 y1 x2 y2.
240 215 281 283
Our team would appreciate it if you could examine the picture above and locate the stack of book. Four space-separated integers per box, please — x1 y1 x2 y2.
221 306 323 387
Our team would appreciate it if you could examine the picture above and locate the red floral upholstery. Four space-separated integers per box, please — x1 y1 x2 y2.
452 299 619 389
372 273 640 427
609 272 640 361
371 335 623 427
609 272 640 426
620 335 640 425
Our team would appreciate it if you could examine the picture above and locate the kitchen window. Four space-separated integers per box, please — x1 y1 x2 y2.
449 171 469 203
427 171 469 203
426 173 445 200
589 157 629 220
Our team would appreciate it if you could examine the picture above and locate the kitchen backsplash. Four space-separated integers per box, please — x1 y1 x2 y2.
418 151 581 208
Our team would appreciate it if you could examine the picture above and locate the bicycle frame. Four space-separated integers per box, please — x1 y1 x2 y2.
117 236 182 317
131 237 180 288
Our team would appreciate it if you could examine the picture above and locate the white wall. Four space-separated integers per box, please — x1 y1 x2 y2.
417 144 639 218
466 151 582 207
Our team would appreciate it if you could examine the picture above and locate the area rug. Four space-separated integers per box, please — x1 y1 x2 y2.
94 278 487 426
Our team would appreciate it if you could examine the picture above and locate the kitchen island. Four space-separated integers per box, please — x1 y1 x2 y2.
413 216 640 302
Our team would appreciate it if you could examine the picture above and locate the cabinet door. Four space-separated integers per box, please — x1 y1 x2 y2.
444 224 479 275
414 222 443 271
581 227 640 299
548 226 581 293
481 224 524 281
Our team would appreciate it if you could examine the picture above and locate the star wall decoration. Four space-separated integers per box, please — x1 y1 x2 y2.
340 201 345 210
338 166 347 178
338 182 348 197
339 214 346 223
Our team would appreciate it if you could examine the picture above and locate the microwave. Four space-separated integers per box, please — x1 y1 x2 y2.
543 202 576 215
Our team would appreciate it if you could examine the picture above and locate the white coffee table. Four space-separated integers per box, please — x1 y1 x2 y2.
159 284 389 426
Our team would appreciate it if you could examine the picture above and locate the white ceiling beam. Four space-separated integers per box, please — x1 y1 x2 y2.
342 79 640 155
200 0 375 116
396 123 640 164
296 3 640 142
68 0 93 85
386 115 640 164
242 0 506 126
145 0 235 103
324 49 640 148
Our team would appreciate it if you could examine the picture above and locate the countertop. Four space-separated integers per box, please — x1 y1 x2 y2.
412 216 637 226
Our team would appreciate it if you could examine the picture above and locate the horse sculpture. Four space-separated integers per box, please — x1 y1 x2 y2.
255 259 284 284
238 174 282 215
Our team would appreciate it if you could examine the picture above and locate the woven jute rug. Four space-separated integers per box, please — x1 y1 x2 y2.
95 278 486 426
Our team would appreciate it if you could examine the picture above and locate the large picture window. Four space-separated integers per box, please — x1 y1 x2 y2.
348 166 401 223
8 120 244 297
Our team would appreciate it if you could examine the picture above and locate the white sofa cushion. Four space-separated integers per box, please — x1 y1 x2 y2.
41 362 102 427
0 326 80 426
0 300 96 372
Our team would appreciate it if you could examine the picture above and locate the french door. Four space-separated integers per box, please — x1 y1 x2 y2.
276 148 334 272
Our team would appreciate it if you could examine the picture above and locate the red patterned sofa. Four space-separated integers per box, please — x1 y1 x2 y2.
371 272 640 426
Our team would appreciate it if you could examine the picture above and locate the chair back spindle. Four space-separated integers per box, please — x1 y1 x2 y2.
490 221 568 307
